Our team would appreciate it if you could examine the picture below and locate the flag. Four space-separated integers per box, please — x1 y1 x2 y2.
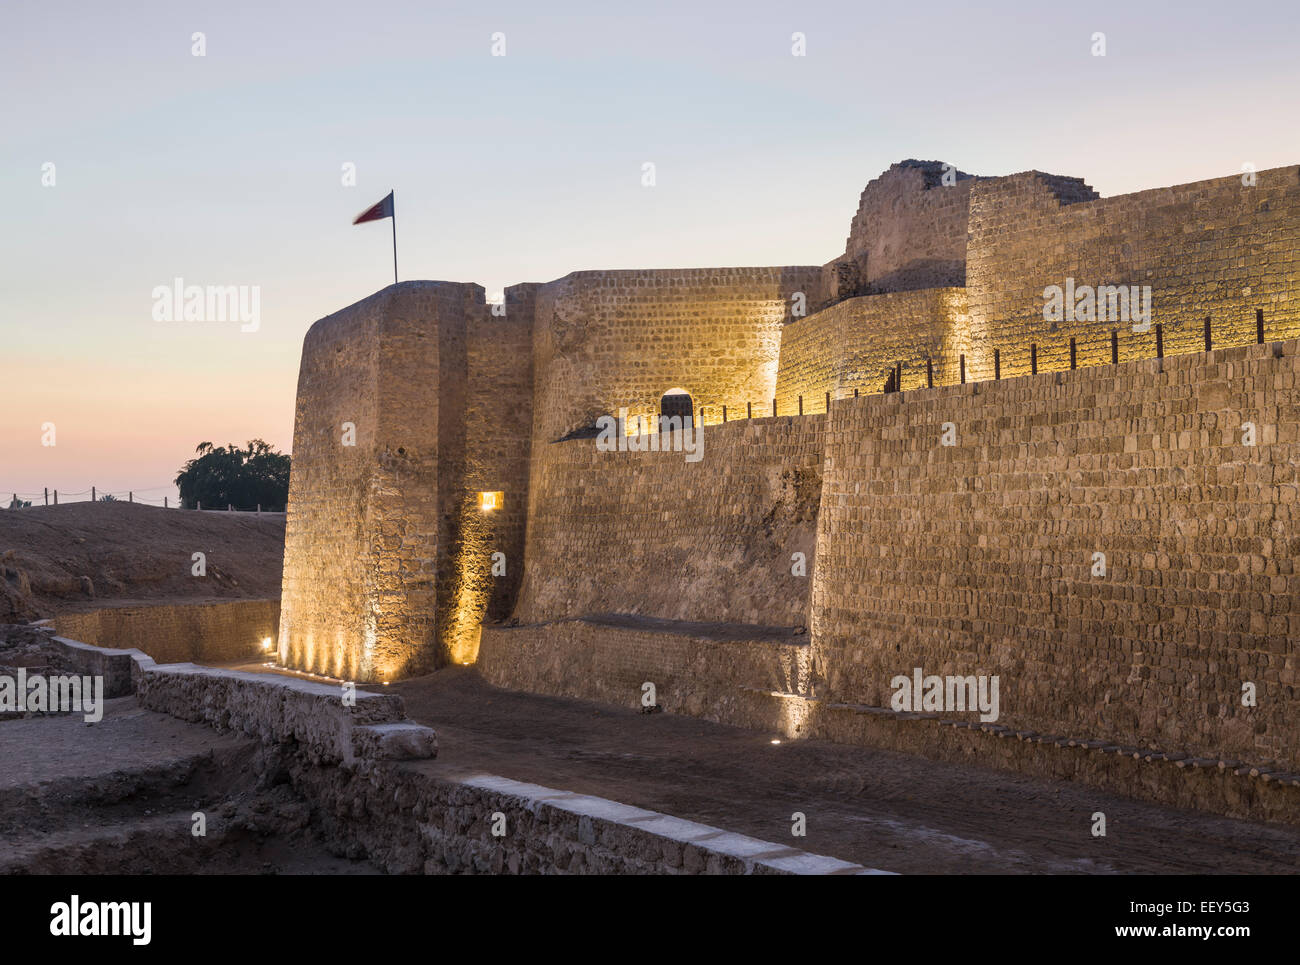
353 191 394 225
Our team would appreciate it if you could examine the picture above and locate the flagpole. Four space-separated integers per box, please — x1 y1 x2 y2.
391 190 398 286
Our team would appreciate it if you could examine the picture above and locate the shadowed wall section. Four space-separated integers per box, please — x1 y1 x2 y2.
514 416 825 629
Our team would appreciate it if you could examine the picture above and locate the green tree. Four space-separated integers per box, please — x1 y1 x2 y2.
175 440 291 511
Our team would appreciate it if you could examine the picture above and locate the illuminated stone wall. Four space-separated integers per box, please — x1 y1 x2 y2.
53 598 279 665
774 288 970 411
279 282 480 680
812 339 1300 771
530 267 824 446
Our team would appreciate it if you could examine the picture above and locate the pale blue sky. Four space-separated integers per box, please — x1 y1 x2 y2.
3 0 1298 502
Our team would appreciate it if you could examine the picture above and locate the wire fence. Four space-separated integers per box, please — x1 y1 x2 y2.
4 485 283 513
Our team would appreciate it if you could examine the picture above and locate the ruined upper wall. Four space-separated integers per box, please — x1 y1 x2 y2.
530 267 822 445
965 166 1300 379
842 160 984 293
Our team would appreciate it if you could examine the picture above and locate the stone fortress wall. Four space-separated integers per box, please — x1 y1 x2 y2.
813 340 1300 772
282 159 1300 805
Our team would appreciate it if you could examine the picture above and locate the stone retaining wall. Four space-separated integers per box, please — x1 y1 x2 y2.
297 766 880 875
52 598 278 665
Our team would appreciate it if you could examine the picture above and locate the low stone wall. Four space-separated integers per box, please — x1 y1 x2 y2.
43 631 437 766
53 598 279 664
135 663 436 766
297 766 880 875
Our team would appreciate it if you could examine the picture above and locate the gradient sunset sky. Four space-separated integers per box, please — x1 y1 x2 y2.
4 0 1298 505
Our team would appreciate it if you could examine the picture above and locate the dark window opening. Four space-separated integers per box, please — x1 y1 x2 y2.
660 390 693 424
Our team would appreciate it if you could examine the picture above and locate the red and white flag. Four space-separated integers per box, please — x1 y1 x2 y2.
353 191 394 225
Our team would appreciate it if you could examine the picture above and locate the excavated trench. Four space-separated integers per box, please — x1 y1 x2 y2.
0 624 378 875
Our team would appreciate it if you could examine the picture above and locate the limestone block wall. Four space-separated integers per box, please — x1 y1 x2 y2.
843 160 983 292
530 267 823 446
811 339 1300 771
775 288 970 410
279 282 480 681
515 416 826 629
52 599 279 665
965 166 1300 380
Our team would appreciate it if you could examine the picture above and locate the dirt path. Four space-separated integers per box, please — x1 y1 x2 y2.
376 668 1300 875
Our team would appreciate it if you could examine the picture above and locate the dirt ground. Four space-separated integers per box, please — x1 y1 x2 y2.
372 667 1300 875
0 695 376 875
0 502 285 621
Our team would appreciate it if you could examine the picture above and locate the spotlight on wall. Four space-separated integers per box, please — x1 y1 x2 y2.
261 637 273 651
478 491 504 512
